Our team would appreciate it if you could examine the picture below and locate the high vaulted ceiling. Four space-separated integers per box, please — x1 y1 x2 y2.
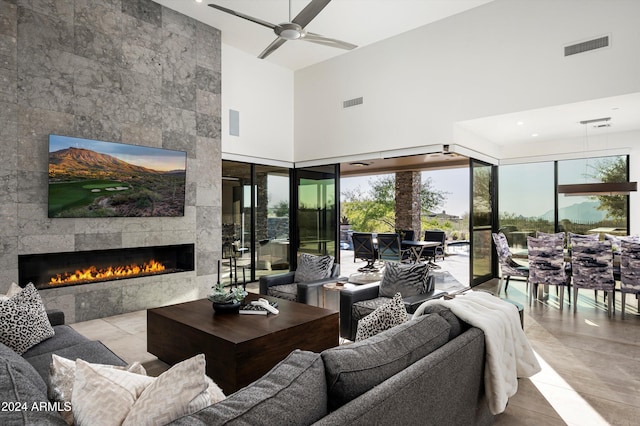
154 0 493 70
154 0 640 153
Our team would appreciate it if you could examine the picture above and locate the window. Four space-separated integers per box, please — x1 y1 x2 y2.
498 162 554 249
498 156 629 248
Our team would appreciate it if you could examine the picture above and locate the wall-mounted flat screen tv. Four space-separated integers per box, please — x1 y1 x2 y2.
48 135 187 218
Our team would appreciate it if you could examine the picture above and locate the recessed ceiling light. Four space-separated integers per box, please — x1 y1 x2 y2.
349 161 371 167
516 121 524 126
531 133 538 137
195 0 203 3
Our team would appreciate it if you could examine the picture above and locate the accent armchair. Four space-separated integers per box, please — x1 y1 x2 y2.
259 254 341 306
338 262 446 341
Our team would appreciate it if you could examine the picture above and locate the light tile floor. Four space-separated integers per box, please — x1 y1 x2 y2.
71 251 640 425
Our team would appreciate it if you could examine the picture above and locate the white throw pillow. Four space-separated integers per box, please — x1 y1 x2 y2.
72 359 155 426
0 282 22 301
49 354 147 425
72 354 225 426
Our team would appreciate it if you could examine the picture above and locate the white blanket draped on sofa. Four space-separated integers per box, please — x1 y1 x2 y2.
413 291 541 415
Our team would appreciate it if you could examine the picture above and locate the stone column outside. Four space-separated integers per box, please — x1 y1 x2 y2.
395 171 422 239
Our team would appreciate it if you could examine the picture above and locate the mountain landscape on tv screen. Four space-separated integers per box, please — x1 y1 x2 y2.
48 147 186 217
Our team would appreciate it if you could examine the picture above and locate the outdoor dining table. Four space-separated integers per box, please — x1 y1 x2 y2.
401 240 440 263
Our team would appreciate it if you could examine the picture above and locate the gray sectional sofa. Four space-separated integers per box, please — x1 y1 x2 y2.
2 306 494 426
0 310 126 425
171 304 494 426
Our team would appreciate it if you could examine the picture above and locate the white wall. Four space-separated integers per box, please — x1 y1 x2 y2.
221 45 294 165
294 0 640 163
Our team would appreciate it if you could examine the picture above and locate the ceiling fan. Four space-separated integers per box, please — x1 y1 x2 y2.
208 0 357 59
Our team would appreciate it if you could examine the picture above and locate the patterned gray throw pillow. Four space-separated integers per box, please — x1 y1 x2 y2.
379 262 430 298
0 283 54 354
355 293 407 341
294 253 335 283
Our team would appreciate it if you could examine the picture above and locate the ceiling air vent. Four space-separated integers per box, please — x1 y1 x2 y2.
564 35 609 57
343 97 363 108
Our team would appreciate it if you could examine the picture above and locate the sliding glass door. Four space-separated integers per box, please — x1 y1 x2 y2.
293 165 339 269
470 159 496 286
222 161 291 283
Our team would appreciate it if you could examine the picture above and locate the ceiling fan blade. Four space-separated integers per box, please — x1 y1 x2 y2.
258 38 288 59
208 3 278 30
303 32 357 50
292 0 332 28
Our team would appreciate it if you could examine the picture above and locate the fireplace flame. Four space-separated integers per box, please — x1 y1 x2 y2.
49 259 166 285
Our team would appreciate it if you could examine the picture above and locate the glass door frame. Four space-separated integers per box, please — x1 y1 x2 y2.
291 164 340 271
222 160 293 283
469 158 498 286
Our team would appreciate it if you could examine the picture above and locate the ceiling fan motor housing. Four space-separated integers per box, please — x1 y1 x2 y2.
277 23 304 40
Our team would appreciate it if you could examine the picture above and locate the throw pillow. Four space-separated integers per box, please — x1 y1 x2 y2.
294 253 335 283
72 359 155 426
49 354 147 425
0 282 22 301
355 293 407 341
71 354 225 426
0 283 54 354
379 261 430 298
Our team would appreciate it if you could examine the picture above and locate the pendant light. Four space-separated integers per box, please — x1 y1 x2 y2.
557 117 637 196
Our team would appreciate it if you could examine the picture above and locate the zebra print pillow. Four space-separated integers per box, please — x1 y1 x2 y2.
379 262 430 298
294 253 335 283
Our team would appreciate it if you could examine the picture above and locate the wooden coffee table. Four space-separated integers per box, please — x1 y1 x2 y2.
147 293 338 394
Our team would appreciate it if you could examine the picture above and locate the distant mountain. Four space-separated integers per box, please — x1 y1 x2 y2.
49 147 161 180
540 201 607 223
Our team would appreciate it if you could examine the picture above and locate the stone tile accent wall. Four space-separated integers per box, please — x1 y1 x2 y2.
395 171 422 238
0 0 221 322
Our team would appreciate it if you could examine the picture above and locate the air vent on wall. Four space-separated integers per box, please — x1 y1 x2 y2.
343 97 363 108
564 35 609 57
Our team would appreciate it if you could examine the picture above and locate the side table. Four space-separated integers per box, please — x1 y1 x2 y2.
322 281 354 310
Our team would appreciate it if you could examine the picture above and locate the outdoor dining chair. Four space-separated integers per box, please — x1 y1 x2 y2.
620 239 640 317
571 239 615 317
351 232 379 272
492 232 529 294
397 229 415 242
377 233 411 263
422 230 446 263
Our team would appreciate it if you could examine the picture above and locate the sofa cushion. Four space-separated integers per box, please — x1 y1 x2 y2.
0 341 47 394
170 350 327 426
267 283 298 301
0 343 67 425
0 283 55 354
379 261 430 298
322 313 451 411
294 253 335 283
26 340 126 384
355 293 407 341
414 304 465 340
22 325 90 359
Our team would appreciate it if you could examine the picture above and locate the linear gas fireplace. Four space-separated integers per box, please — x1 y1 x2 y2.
18 244 195 290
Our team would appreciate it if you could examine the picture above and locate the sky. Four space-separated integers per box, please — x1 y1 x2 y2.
49 134 187 172
340 168 470 217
